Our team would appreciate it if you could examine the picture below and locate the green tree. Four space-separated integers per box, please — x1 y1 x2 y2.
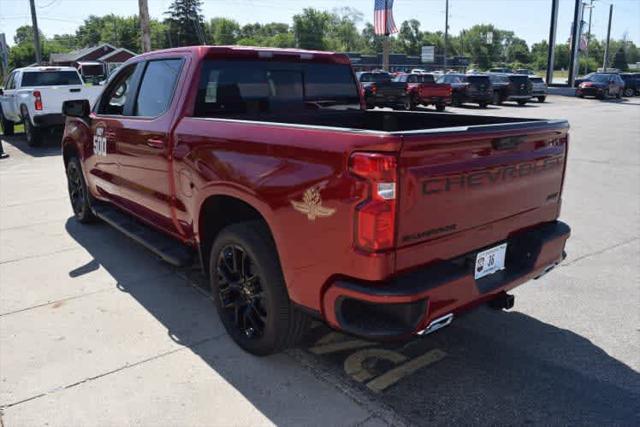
612 47 628 71
293 8 331 50
209 18 240 45
164 0 206 46
397 20 422 55
326 8 364 52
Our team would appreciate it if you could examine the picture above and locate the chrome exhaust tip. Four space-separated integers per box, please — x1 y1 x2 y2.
417 313 454 336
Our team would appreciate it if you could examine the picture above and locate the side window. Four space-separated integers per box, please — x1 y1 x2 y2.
407 75 417 83
5 72 16 89
135 59 182 117
98 64 137 116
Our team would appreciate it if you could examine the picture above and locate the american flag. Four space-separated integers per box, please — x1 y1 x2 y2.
374 0 398 36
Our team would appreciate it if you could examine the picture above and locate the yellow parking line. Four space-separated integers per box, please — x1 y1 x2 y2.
365 349 447 393
309 338 374 355
344 349 408 382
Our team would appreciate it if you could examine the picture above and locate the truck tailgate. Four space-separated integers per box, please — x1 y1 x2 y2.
396 122 568 251
419 83 450 98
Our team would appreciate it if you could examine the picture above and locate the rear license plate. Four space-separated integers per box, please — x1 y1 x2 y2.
474 243 507 280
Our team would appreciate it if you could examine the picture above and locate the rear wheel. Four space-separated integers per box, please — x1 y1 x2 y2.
435 103 446 112
23 113 43 147
623 88 634 97
537 96 546 103
209 221 311 356
517 100 527 106
0 110 14 136
479 102 488 108
66 157 96 223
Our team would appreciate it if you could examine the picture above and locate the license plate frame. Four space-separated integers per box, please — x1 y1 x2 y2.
474 243 507 280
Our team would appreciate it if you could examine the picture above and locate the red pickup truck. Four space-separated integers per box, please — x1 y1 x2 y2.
393 73 452 111
61 46 570 355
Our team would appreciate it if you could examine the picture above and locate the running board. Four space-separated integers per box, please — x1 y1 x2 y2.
92 204 194 267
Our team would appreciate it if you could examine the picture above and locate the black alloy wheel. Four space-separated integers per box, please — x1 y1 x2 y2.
66 157 96 223
216 244 267 340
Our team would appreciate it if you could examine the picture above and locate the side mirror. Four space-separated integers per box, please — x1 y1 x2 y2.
62 99 90 118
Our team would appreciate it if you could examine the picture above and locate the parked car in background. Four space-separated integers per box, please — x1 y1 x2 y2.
394 73 451 111
515 69 537 76
574 73 594 87
0 66 102 146
620 73 640 97
576 73 624 99
437 73 492 108
487 73 533 105
529 76 548 102
489 67 513 74
357 71 410 110
61 45 571 355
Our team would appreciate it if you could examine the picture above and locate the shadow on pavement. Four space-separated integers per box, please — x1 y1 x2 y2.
64 216 640 425
1 131 62 157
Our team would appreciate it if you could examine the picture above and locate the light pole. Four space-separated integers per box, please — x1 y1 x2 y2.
443 0 449 71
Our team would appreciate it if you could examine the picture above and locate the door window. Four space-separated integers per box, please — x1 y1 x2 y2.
97 64 138 116
134 59 182 117
5 72 17 89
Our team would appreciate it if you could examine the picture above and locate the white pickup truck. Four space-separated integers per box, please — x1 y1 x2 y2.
0 66 102 146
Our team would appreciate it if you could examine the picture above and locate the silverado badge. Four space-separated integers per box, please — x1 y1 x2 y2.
291 187 336 220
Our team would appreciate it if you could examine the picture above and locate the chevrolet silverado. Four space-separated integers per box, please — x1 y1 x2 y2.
61 46 571 355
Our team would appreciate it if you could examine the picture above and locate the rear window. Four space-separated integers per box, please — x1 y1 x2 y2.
467 76 490 85
407 74 434 83
508 75 529 84
360 73 391 83
21 71 82 87
195 60 360 116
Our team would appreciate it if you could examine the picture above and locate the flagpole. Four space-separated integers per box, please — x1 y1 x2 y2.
383 0 390 71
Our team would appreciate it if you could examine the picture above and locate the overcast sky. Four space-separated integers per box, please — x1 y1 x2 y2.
1 0 639 47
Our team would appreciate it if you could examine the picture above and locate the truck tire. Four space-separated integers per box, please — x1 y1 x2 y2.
23 112 43 147
0 110 14 136
209 221 311 355
623 88 634 97
435 103 446 112
65 156 96 223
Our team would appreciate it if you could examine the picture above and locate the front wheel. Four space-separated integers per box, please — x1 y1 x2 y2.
210 221 311 356
66 157 96 223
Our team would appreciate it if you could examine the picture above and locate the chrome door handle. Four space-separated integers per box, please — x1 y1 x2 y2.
146 138 165 149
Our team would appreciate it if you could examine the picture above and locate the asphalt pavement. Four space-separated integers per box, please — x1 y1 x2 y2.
1 94 638 426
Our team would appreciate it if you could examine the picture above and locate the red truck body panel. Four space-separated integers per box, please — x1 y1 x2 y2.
62 46 570 339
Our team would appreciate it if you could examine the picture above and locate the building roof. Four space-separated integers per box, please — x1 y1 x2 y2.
50 43 116 63
97 48 137 62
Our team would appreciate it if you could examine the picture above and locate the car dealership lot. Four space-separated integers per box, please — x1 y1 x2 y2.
1 95 639 425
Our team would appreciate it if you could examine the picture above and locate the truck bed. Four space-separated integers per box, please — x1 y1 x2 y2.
213 110 558 134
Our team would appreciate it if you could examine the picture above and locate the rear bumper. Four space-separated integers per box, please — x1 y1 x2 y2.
366 94 409 107
322 221 570 339
32 113 65 128
576 87 604 97
507 95 533 101
419 96 452 105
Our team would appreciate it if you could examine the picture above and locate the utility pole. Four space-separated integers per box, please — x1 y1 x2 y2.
583 0 596 74
567 0 582 87
28 0 42 64
138 0 152 52
546 0 559 85
603 4 613 70
443 0 449 70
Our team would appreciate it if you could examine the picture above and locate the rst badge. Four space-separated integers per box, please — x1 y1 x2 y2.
93 126 108 156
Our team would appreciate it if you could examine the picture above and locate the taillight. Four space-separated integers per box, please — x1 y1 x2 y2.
33 91 43 111
349 152 398 252
371 84 377 95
